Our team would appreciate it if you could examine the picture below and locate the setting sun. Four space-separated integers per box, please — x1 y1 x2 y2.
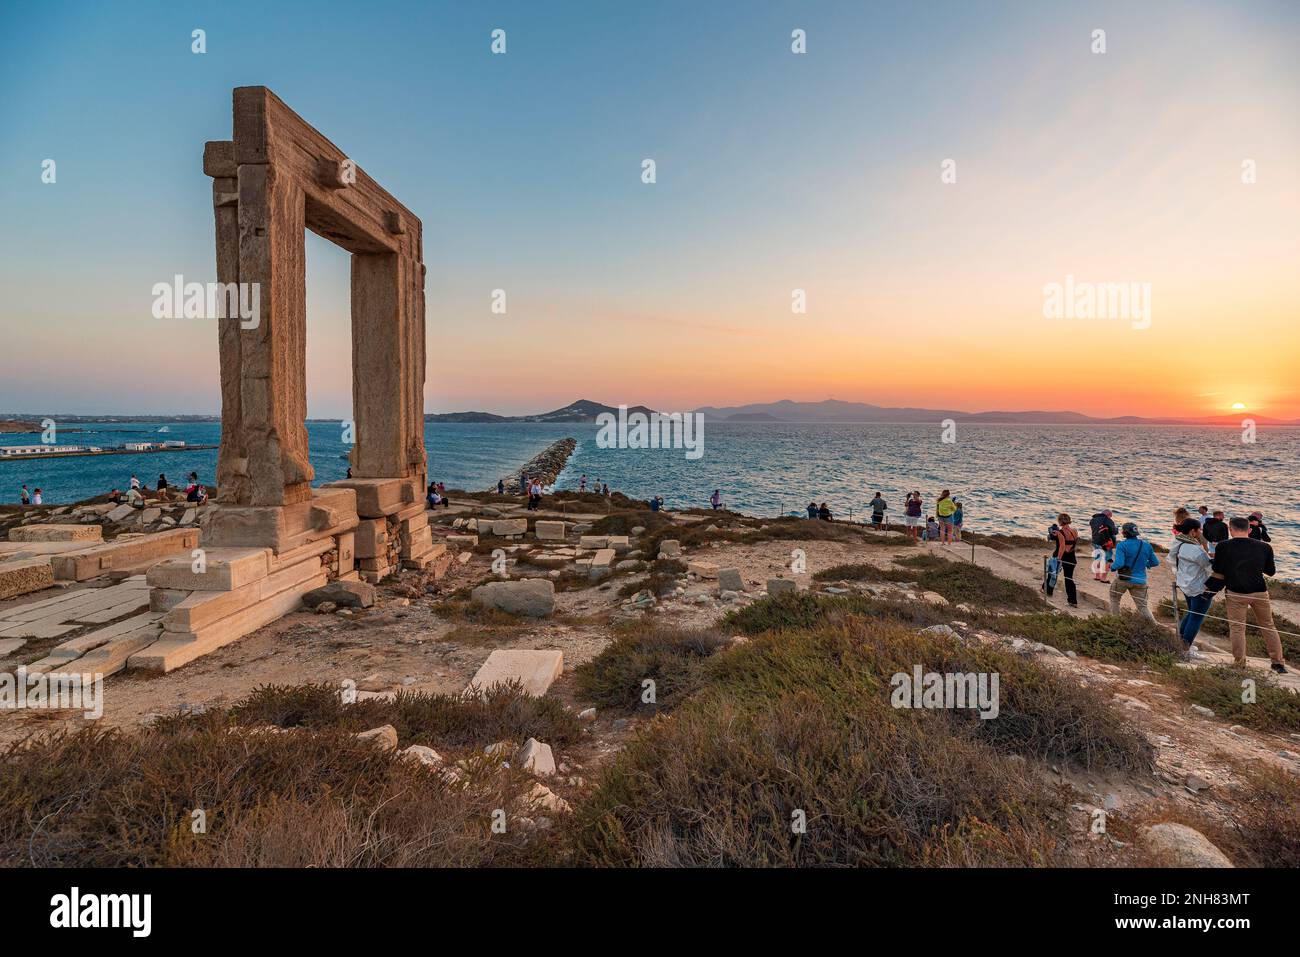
1232 402 1248 411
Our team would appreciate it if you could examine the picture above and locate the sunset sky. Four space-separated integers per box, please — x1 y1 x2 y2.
2 0 1297 420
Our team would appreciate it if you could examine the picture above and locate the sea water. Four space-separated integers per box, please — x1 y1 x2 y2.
3 421 1296 575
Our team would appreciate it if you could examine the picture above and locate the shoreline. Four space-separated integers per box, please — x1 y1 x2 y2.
0 445 218 462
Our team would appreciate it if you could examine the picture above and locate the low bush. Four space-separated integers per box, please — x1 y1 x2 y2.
227 681 582 749
892 554 1044 611
574 624 730 712
1166 666 1300 733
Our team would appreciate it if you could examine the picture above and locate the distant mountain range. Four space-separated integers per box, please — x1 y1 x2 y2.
6 399 1293 427
425 398 1300 426
424 399 659 424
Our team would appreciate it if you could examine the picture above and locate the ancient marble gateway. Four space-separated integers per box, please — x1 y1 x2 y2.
132 88 443 672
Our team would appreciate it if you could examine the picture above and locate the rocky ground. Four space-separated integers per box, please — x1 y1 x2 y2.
2 492 1297 866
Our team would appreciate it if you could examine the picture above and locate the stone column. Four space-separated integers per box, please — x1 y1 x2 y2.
236 162 314 506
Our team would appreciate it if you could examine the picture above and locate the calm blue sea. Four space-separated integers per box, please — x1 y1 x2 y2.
3 421 1297 576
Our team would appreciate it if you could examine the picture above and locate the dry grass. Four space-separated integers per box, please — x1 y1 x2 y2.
225 682 582 749
0 716 551 867
565 617 1150 866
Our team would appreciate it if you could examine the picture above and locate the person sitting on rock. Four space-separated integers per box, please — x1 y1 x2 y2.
818 502 832 521
807 501 818 519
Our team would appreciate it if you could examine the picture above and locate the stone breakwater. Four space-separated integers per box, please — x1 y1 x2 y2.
492 438 577 494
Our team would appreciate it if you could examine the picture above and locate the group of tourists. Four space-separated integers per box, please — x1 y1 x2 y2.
884 490 963 543
805 501 833 520
18 484 42 505
105 471 207 507
578 475 610 497
1046 505 1287 673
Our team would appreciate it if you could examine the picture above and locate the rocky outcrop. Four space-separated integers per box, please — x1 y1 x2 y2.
1141 823 1233 868
471 579 556 617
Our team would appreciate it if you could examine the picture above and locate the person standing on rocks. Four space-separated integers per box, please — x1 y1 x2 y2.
20 484 30 505
1046 512 1079 607
1248 511 1271 543
579 474 587 492
869 491 887 529
936 489 957 544
904 492 923 540
1171 518 1217 657
496 478 505 495
1108 523 1159 622
952 499 964 541
710 489 722 510
1213 516 1287 673
32 488 43 505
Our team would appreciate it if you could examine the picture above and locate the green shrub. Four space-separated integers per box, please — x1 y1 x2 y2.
991 612 1184 668
574 625 730 712
892 554 1044 611
1167 666 1300 732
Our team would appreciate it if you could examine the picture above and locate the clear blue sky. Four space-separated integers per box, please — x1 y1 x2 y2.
2 1 1297 418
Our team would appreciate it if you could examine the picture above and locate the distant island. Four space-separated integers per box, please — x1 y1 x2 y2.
424 399 659 424
0 420 42 433
425 398 1300 427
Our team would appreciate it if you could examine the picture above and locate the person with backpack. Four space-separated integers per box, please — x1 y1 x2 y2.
1108 522 1159 622
1045 513 1080 607
1089 509 1118 582
1171 517 1218 656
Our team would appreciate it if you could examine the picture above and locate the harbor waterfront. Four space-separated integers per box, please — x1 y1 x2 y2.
4 420 1297 576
